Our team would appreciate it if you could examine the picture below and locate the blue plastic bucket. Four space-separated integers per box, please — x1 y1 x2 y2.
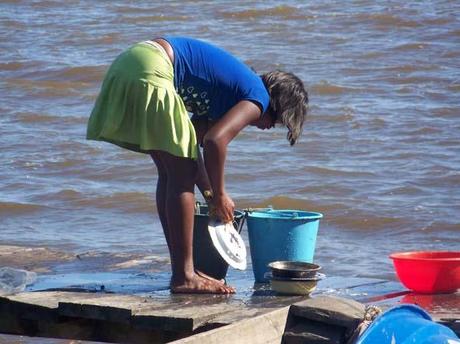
246 209 323 283
356 305 459 344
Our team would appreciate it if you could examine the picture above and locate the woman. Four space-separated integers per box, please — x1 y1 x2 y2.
87 37 308 294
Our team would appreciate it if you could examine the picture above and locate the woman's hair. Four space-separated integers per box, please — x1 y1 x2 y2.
261 70 308 145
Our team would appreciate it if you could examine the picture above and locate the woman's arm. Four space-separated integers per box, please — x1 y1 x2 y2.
203 100 262 221
196 147 212 199
191 116 212 199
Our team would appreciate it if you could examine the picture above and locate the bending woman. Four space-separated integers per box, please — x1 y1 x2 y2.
87 37 308 294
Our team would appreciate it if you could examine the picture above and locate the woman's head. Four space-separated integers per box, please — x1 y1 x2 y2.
261 70 308 145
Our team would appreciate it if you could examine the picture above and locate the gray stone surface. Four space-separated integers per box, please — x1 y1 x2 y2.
290 296 365 330
172 306 290 344
0 290 301 343
283 321 344 344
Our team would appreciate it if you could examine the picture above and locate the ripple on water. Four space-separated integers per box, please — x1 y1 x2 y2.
353 13 421 29
0 61 29 71
86 192 155 214
12 112 86 125
304 166 376 178
123 15 190 24
310 81 364 95
0 201 46 216
1 0 459 281
219 5 314 20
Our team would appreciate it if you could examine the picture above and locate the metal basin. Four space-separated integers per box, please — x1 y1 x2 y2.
268 261 321 279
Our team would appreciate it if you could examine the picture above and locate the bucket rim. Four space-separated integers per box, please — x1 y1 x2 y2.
390 251 460 262
246 209 323 220
195 205 245 219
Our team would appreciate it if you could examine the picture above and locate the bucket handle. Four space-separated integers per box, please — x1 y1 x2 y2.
243 206 274 214
234 215 246 234
245 208 303 219
238 206 274 233
195 201 247 234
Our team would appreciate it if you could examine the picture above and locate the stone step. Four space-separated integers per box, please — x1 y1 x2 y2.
283 321 344 344
290 296 365 331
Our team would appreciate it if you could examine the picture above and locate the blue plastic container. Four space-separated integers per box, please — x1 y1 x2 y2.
356 305 459 344
246 209 323 283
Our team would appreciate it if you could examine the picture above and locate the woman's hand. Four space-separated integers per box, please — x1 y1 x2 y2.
211 192 235 223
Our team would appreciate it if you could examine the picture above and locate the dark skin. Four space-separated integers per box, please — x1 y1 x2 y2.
151 39 276 294
203 100 264 221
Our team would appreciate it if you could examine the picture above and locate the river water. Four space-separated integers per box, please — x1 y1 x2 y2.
1 1 459 284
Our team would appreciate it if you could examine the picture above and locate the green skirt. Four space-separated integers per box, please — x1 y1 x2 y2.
86 42 197 159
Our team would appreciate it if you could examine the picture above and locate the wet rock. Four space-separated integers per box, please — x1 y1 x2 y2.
290 296 365 330
283 321 345 344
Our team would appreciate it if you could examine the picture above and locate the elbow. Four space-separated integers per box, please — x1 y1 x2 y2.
203 134 227 153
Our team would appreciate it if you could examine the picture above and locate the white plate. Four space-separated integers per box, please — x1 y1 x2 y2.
208 220 247 270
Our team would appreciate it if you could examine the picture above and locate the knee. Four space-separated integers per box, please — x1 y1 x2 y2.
152 151 198 192
168 169 196 193
168 162 197 193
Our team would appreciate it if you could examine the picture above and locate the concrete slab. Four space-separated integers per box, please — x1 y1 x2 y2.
170 306 291 344
1 273 457 343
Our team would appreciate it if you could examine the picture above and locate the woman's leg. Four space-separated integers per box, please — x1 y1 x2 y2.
150 152 174 263
151 152 226 285
151 150 235 294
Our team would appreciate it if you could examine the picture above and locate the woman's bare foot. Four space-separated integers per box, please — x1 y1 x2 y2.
195 270 225 284
171 273 235 294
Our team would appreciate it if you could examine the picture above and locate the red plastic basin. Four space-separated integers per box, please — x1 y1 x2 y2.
390 251 460 294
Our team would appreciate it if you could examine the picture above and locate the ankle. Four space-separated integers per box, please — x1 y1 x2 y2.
171 269 195 284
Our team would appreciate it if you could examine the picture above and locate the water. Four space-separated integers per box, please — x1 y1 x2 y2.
1 1 459 283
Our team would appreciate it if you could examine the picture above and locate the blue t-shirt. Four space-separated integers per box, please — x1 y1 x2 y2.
163 36 269 120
